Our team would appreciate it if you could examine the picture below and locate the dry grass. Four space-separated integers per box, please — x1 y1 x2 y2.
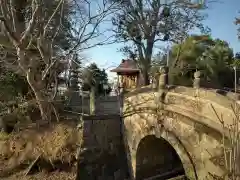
0 170 76 180
0 120 83 179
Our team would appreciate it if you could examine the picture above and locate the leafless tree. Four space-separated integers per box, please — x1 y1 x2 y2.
0 0 118 122
235 16 240 40
212 103 240 180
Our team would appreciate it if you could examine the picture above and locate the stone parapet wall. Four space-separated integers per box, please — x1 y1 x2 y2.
123 84 240 180
68 96 120 115
77 115 129 180
82 115 122 151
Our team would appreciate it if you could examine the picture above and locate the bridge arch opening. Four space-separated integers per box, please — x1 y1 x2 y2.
135 135 186 180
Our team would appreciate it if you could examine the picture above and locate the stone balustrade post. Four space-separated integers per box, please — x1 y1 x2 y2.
158 66 168 89
158 66 169 104
152 72 160 89
117 85 124 115
193 70 201 88
90 86 96 115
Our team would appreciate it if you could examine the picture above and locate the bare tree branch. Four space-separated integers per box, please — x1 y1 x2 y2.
43 0 64 38
66 0 119 54
0 0 118 122
0 16 19 46
20 1 40 44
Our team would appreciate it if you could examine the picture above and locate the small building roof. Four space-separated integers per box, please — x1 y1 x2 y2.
110 59 140 73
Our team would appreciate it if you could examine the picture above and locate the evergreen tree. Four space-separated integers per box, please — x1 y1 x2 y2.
82 63 111 95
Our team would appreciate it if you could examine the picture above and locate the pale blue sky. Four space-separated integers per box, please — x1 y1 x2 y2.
84 0 240 80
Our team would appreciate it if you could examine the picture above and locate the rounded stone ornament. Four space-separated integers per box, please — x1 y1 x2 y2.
194 70 201 79
159 66 169 75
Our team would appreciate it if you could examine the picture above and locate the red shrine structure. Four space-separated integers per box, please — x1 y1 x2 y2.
110 59 141 89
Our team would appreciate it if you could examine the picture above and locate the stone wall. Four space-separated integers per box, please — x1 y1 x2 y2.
82 115 122 151
123 110 223 180
76 115 129 180
69 95 120 115
123 87 239 180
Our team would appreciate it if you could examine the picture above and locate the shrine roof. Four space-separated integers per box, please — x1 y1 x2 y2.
110 59 140 73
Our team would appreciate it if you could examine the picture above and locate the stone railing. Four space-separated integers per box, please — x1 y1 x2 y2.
156 66 240 101
67 94 121 115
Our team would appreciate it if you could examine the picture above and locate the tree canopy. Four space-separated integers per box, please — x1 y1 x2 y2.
0 69 29 102
163 35 235 88
111 0 209 85
236 16 240 40
81 63 111 95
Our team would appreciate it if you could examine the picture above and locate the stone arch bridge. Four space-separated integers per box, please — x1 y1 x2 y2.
122 82 240 179
80 70 240 180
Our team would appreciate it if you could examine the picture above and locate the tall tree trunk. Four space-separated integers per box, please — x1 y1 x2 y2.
17 48 51 122
142 69 150 86
26 71 51 122
141 58 151 86
143 37 154 86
